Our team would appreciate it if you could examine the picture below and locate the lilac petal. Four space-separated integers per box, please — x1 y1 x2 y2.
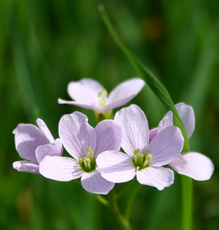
36 138 63 163
170 152 214 181
67 78 103 105
36 118 55 143
158 103 195 139
81 171 114 195
107 78 145 110
149 127 158 142
149 126 184 166
59 112 96 159
94 120 122 155
96 151 136 183
157 115 173 133
13 124 48 163
13 161 39 174
175 103 195 138
58 99 102 111
39 156 82 181
136 166 174 190
115 104 149 156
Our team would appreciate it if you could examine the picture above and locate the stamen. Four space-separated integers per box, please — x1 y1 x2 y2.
98 89 108 107
132 149 152 170
79 148 96 172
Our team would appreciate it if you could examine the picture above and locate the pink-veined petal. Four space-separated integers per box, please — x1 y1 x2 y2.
13 123 48 164
158 102 195 139
175 103 195 138
136 166 174 190
157 115 173 133
170 152 214 181
115 104 149 156
149 127 158 142
96 151 136 183
36 138 63 163
81 171 114 195
58 99 102 111
39 156 82 181
59 112 96 159
67 78 103 105
13 161 39 174
94 120 122 155
148 126 184 166
108 78 145 107
36 118 55 143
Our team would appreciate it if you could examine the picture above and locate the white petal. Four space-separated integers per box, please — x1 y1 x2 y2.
96 151 136 183
67 78 103 105
114 104 149 156
170 152 214 181
81 171 114 195
59 112 96 159
158 102 195 139
136 167 174 190
108 78 145 106
39 156 82 181
36 118 55 143
175 103 195 139
13 123 48 163
94 120 122 155
149 126 184 166
58 99 102 111
13 161 39 174
36 138 63 163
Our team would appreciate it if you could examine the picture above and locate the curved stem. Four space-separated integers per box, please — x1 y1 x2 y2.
125 184 142 221
108 188 132 230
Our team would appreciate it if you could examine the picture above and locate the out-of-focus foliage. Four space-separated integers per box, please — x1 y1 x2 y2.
0 0 218 230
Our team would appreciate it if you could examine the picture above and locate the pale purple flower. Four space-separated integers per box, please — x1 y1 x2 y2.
58 78 145 113
39 111 122 195
96 104 184 190
150 102 214 181
13 119 63 174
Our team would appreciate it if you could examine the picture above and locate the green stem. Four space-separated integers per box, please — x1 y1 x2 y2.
181 176 193 230
94 194 109 207
125 184 142 221
108 188 132 230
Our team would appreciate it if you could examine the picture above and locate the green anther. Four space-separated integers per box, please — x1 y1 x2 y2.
98 89 108 107
132 149 152 170
86 147 94 156
79 147 96 172
142 153 152 168
134 149 141 155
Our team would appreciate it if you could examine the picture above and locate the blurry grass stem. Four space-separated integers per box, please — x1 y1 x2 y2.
12 31 40 121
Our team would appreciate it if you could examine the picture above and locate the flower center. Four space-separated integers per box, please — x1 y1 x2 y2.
132 149 152 170
98 89 108 107
79 148 96 172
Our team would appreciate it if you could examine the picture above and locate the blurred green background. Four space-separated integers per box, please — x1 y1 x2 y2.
0 0 218 229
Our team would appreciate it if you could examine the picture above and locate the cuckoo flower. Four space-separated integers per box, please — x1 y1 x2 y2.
39 111 122 194
13 119 63 174
149 102 214 181
96 104 184 190
58 78 145 117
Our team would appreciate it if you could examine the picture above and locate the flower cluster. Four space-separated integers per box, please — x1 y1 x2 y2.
13 78 214 194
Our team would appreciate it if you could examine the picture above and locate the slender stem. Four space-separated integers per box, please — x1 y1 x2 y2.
125 184 142 221
108 188 132 230
94 194 109 207
181 176 193 230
